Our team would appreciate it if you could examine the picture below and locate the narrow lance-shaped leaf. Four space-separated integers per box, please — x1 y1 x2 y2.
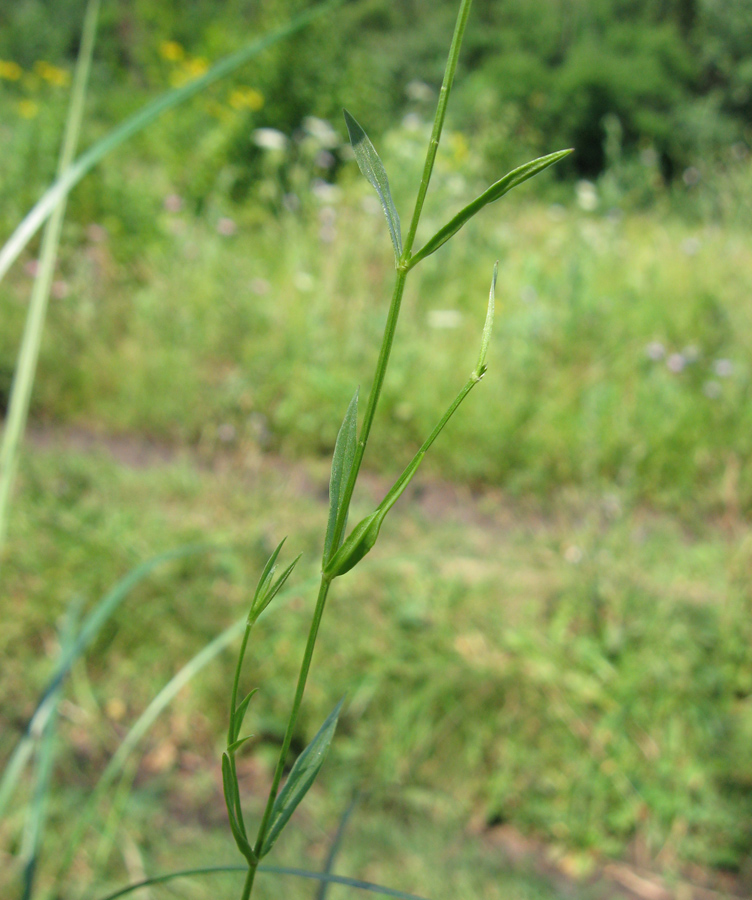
325 264 498 579
231 688 258 743
260 698 345 857
227 735 254 755
409 149 572 267
322 389 358 566
221 753 256 864
251 553 302 624
344 110 402 263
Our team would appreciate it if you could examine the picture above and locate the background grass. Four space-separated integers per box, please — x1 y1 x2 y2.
2 2 752 898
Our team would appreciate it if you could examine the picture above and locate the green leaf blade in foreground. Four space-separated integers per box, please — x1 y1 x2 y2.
95 863 431 900
409 149 572 267
0 0 343 287
221 753 256 864
260 698 345 857
344 110 402 263
323 389 359 566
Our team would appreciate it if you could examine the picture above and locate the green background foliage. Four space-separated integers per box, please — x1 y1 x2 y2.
1 0 752 897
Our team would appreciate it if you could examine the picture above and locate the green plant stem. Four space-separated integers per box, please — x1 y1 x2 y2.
328 0 475 558
229 625 252 745
402 0 474 258
329 269 407 554
0 0 100 574
253 577 332 858
240 866 256 900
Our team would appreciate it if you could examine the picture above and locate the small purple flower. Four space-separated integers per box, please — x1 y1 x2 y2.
250 278 270 295
51 280 69 300
703 381 722 399
217 217 237 236
713 359 734 378
667 353 685 374
164 193 183 213
645 341 665 361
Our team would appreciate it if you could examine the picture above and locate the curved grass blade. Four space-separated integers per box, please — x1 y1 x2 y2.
259 698 345 857
323 389 359 566
96 864 431 900
0 0 101 569
0 0 344 287
52 573 323 890
0 543 212 819
409 149 572 267
344 110 402 263
326 265 497 579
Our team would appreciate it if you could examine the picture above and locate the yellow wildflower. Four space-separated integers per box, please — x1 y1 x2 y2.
18 99 39 119
34 61 70 87
0 60 22 81
159 40 184 62
229 87 264 111
449 131 469 165
185 57 209 79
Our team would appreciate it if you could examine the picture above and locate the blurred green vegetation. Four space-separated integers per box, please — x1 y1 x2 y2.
2 1 752 897
1 443 751 896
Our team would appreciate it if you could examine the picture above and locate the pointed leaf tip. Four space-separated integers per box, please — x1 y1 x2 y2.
474 261 498 380
343 109 402 262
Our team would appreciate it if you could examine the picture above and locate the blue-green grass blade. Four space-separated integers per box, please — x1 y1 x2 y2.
316 791 360 900
409 149 572 267
19 597 82 900
95 864 431 900
0 0 344 286
344 110 403 263
0 543 211 819
259 698 345 857
323 389 359 566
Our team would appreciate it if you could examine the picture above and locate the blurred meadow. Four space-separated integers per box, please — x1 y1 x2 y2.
1 1 751 898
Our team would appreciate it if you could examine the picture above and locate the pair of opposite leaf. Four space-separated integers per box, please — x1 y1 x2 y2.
343 108 572 268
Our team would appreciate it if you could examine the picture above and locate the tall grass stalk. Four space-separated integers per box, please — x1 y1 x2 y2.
0 0 100 573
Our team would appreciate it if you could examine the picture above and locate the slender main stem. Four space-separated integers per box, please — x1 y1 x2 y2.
253 577 333 856
229 625 252 744
402 0 474 258
240 865 256 900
